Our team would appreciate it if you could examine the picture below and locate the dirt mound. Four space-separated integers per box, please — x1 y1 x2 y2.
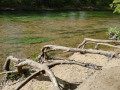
2 53 120 90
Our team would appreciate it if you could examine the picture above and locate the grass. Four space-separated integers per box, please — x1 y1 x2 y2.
1 37 53 44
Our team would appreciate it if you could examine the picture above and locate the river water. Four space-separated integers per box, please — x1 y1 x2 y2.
0 11 120 71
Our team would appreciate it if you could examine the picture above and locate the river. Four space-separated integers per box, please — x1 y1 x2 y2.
0 11 120 72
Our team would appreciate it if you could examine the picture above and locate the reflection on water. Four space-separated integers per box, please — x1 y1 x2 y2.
0 11 120 71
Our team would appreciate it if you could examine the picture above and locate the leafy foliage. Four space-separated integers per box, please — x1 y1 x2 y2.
6 73 22 80
110 0 120 13
107 0 120 40
107 27 120 40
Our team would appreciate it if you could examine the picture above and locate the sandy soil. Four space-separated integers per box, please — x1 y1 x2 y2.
76 58 120 90
2 53 120 90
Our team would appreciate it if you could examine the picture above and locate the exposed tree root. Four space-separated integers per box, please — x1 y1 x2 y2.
1 38 120 90
15 71 42 90
2 55 101 90
78 38 120 49
37 45 119 62
0 70 18 75
47 60 102 70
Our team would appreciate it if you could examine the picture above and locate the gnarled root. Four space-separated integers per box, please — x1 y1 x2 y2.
37 45 119 62
2 55 101 90
78 38 120 49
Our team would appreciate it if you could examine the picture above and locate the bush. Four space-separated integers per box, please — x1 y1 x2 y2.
107 27 120 40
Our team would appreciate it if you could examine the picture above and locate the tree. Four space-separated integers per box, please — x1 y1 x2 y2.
110 0 120 13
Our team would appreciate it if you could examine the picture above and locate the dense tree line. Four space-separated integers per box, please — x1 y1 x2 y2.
0 0 113 9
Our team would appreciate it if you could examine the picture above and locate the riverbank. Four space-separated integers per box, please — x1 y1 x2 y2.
2 52 120 90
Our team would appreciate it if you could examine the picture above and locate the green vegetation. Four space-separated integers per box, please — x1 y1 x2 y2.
0 37 53 44
107 0 120 40
5 73 22 80
0 0 113 10
110 0 120 13
107 27 120 40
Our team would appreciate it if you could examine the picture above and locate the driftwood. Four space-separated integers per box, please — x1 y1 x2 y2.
78 38 120 49
1 55 101 90
37 45 119 62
